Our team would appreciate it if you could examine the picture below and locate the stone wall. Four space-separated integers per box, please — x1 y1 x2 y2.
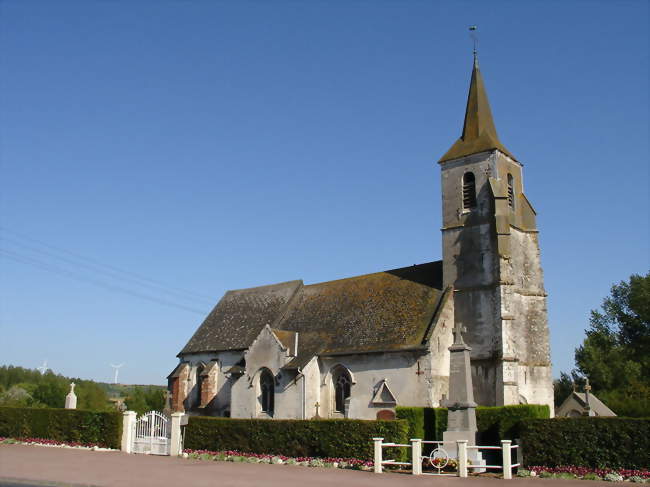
440 149 553 410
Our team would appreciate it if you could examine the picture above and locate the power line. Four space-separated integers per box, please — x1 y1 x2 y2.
0 226 215 302
1 235 214 305
0 248 207 315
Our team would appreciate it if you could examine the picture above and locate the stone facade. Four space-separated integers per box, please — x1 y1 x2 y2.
168 55 554 419
172 306 455 420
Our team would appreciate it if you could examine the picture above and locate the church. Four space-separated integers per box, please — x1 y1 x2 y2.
168 54 554 420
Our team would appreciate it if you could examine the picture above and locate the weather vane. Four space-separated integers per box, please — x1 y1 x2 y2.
469 25 478 57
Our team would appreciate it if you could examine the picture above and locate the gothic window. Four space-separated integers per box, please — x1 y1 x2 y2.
259 369 275 415
462 172 477 210
195 364 204 408
332 366 352 413
507 173 515 211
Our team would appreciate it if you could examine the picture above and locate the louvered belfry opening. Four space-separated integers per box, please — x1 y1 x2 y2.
507 173 515 210
462 172 477 210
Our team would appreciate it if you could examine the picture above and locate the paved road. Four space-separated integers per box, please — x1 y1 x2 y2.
0 444 611 487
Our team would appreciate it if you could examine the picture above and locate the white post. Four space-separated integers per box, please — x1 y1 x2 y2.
457 440 468 478
410 439 422 475
149 412 154 453
170 412 184 456
121 411 136 453
502 440 512 479
373 438 383 473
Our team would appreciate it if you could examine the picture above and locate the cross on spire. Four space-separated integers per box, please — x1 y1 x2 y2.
469 25 478 60
453 321 467 345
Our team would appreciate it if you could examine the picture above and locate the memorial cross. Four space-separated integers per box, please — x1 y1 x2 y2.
452 321 467 345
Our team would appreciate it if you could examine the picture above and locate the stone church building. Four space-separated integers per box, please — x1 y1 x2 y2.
168 55 554 420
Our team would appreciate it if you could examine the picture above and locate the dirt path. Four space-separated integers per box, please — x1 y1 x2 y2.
0 444 610 487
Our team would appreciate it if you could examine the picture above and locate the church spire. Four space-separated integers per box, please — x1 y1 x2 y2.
439 55 516 163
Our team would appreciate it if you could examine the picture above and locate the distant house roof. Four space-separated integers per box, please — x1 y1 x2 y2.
556 391 617 417
180 261 446 359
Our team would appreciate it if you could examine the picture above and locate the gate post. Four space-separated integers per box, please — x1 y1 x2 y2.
457 440 468 478
411 438 422 475
121 411 136 453
502 440 512 479
170 412 184 456
372 438 383 473
410 439 422 475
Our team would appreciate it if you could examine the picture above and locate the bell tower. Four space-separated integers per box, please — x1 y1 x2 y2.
439 54 553 411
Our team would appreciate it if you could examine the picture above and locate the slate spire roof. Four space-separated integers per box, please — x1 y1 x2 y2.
439 54 516 163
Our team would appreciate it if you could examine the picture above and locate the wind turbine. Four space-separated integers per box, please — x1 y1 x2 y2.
37 360 48 374
110 363 124 384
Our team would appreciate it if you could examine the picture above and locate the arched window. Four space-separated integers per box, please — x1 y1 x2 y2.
332 367 352 414
195 364 204 408
259 369 275 415
507 173 515 211
462 172 477 210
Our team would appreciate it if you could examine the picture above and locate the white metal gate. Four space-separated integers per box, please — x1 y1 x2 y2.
133 411 170 455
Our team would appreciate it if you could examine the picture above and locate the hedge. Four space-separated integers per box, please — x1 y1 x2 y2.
476 404 550 444
184 417 408 460
396 404 549 445
396 407 447 444
0 406 122 449
519 418 650 470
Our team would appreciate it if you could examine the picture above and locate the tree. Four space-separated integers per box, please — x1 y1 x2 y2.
575 271 649 390
0 366 111 411
32 377 67 408
568 271 650 416
0 385 44 407
75 380 111 411
124 387 165 415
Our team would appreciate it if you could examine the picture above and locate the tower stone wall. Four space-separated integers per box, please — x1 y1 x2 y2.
438 57 553 412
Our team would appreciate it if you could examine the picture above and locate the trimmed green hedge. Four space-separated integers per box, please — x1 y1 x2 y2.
184 417 408 460
477 404 550 444
519 418 650 469
396 404 549 444
396 407 447 442
0 406 122 449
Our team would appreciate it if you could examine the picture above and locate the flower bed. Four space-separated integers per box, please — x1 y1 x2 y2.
518 465 650 481
182 448 374 470
0 436 116 451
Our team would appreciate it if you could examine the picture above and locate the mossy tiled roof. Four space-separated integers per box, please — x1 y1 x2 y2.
180 280 302 354
180 261 444 357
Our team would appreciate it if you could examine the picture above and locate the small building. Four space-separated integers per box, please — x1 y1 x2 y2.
556 384 616 417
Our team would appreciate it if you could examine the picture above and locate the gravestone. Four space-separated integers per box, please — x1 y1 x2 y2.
65 382 77 409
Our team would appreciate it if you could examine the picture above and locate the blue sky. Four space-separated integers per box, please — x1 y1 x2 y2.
1 1 647 385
